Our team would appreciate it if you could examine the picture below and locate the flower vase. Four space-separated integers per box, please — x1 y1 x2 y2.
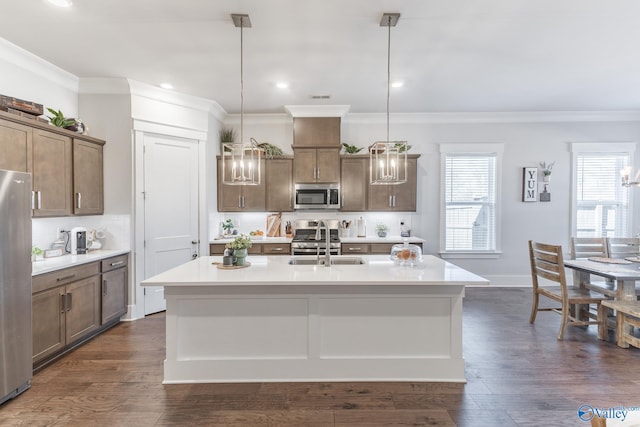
234 248 248 266
543 175 551 183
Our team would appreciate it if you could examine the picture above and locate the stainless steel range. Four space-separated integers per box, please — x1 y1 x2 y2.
291 219 341 255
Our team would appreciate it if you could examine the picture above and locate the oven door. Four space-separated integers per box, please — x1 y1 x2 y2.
291 246 341 256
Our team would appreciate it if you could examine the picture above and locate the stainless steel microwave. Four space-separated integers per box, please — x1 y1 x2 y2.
294 184 340 209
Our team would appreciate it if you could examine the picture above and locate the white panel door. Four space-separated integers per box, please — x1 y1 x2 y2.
144 133 199 315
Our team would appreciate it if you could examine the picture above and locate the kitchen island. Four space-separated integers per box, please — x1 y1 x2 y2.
141 255 488 383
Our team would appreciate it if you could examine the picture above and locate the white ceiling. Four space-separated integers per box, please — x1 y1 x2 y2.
2 0 640 114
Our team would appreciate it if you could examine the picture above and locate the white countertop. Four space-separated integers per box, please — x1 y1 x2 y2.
210 236 292 244
32 249 130 276
141 254 488 287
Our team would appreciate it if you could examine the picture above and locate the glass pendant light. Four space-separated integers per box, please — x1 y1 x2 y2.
221 14 262 186
370 13 407 185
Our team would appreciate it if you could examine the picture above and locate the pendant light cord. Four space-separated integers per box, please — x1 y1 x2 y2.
386 14 391 144
240 16 244 147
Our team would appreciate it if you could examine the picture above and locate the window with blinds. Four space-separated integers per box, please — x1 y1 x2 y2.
444 154 497 251
575 153 630 237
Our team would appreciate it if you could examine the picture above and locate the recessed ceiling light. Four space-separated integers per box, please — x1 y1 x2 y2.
276 82 289 89
159 83 174 90
47 0 73 7
391 81 404 88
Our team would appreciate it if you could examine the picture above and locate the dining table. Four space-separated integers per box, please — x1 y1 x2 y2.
564 257 640 343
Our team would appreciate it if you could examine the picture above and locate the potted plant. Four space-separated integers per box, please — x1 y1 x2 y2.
342 142 364 154
46 108 76 129
375 223 389 238
394 142 412 153
539 161 555 182
219 127 236 152
31 246 43 261
225 235 252 266
221 219 235 236
255 141 284 159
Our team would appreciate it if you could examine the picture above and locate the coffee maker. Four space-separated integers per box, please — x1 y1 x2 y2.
70 227 88 254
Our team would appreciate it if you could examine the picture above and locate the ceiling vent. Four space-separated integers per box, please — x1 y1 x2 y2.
310 95 331 100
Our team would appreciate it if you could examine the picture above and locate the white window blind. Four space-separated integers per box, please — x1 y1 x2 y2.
576 153 630 237
444 154 497 251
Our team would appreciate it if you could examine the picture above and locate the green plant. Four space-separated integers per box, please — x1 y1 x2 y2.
256 141 284 159
539 161 555 176
219 127 236 143
32 246 43 256
225 235 253 250
342 142 364 154
375 223 388 232
46 108 76 128
394 142 411 153
221 219 234 234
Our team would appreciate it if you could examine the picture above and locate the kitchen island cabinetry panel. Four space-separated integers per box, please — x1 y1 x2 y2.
73 138 104 215
266 158 293 212
368 157 418 211
0 118 31 172
340 156 367 211
217 158 266 212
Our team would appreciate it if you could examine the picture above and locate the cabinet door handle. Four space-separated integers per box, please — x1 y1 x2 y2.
56 273 76 282
238 195 242 208
31 191 35 209
348 247 361 251
37 191 42 209
66 293 73 311
316 168 320 179
242 196 245 208
110 261 124 267
61 294 66 313
271 247 284 252
76 192 82 209
389 195 393 207
103 279 108 296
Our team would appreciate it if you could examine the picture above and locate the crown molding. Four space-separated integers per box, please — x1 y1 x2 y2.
0 37 78 92
127 79 226 122
344 111 640 124
225 113 292 125
284 105 350 118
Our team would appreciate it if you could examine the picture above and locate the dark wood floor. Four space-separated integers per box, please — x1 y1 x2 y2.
1 287 639 426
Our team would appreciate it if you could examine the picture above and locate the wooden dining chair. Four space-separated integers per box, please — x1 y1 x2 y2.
529 240 608 340
606 237 640 259
570 237 615 297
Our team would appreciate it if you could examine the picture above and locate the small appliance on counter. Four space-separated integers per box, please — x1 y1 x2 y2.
70 227 88 255
356 216 366 237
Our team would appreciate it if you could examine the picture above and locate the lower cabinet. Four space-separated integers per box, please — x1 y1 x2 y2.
210 242 290 255
32 253 129 368
341 242 422 255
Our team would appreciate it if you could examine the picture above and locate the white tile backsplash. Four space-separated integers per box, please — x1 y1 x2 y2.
32 214 131 252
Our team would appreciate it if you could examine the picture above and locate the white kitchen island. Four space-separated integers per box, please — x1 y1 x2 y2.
141 254 488 384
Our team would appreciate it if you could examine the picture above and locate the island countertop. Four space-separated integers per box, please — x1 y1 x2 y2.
141 254 488 287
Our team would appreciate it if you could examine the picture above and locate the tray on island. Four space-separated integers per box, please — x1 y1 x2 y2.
588 257 632 265
212 261 251 270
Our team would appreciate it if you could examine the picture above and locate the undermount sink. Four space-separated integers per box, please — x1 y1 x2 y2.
288 256 366 266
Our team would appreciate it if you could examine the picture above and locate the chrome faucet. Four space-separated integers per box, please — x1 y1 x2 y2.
315 219 331 267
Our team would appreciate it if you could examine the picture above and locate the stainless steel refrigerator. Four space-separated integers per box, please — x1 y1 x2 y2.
0 169 32 405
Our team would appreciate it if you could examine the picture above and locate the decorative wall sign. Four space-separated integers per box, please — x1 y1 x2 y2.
522 167 538 202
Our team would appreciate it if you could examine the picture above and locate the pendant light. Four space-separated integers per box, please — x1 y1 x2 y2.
621 166 640 187
221 14 262 186
370 12 407 185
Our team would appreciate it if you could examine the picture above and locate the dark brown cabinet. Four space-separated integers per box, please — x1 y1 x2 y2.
32 253 129 368
266 158 293 212
341 242 422 255
293 148 340 183
101 254 128 324
210 242 291 255
340 156 368 211
292 117 340 148
368 157 418 211
73 138 104 215
0 112 105 217
217 158 266 212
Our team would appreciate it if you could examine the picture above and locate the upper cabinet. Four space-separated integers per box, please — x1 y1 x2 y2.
73 139 104 215
292 117 341 184
266 158 294 212
292 117 341 148
217 157 266 212
293 147 340 183
0 111 105 217
368 156 419 212
340 156 368 211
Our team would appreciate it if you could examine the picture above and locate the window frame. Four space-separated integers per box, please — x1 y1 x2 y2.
570 142 636 238
439 143 504 259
